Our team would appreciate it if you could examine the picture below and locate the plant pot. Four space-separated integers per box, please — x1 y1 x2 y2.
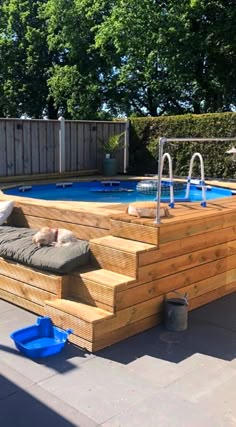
103 158 117 176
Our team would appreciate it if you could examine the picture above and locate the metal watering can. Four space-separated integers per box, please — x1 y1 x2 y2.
164 291 188 331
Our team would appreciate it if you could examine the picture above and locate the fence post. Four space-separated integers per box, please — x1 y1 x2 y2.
58 116 65 173
124 119 130 173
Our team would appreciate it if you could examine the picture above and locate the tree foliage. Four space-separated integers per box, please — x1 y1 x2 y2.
0 0 236 118
0 0 56 118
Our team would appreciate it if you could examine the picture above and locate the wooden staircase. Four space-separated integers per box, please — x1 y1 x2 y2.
44 233 158 352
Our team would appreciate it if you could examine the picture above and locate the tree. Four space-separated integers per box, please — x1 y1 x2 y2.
0 0 57 118
95 0 236 116
42 0 114 119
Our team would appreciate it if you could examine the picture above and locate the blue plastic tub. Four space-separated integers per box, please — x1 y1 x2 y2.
10 316 73 358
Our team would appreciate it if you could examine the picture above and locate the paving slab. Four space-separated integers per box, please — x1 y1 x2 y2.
0 361 33 399
0 308 94 383
196 375 236 427
39 357 157 424
0 382 98 427
164 363 236 404
159 317 236 361
126 353 227 388
190 294 236 331
97 325 194 365
0 299 18 314
100 389 223 427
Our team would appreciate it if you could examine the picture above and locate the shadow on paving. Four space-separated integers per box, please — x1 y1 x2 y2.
0 341 89 374
97 293 236 364
0 375 78 427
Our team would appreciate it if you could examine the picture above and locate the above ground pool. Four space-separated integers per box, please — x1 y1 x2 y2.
2 180 233 203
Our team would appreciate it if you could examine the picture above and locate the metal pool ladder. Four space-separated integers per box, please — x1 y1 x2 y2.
161 153 175 208
185 152 207 207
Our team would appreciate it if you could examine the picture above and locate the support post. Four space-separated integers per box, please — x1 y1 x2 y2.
155 137 166 224
58 116 65 173
124 120 130 173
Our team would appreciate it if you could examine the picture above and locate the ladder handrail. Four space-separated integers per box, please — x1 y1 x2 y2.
185 152 207 207
161 153 175 208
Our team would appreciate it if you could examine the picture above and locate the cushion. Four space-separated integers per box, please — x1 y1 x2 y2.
0 201 14 225
0 226 90 274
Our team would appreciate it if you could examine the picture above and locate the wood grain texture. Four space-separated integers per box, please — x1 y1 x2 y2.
110 219 159 245
0 288 44 315
90 243 137 277
0 274 57 306
0 258 65 296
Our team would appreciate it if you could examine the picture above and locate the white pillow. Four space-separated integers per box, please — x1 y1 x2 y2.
0 201 14 225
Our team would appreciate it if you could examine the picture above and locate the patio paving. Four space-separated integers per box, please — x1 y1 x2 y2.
1 294 236 426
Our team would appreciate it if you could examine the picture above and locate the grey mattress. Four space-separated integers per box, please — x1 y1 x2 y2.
0 226 90 274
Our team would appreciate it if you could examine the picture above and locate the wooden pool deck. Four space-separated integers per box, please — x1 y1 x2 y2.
1 177 236 351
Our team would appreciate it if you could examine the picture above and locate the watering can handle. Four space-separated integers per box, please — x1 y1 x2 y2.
169 291 188 305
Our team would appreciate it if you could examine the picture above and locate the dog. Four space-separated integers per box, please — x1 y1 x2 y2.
127 201 169 218
32 227 77 247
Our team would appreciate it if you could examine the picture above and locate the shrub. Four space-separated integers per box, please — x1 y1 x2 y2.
129 113 236 178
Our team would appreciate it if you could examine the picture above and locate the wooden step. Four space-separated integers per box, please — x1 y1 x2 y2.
44 298 114 352
68 269 135 312
110 217 159 245
89 236 155 278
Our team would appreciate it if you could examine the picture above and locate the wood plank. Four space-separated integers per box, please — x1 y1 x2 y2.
0 275 56 306
69 333 93 352
68 275 115 311
54 121 60 172
0 120 7 176
11 202 111 229
38 120 47 173
65 122 71 171
6 120 15 176
44 305 94 341
111 219 159 245
166 269 236 305
93 313 161 352
23 121 32 175
96 121 103 172
0 258 65 296
90 122 97 169
95 269 236 339
90 235 155 253
116 253 236 305
83 123 91 169
160 209 236 243
189 283 236 311
46 121 54 173
14 121 24 175
70 122 78 171
138 240 236 283
31 121 40 174
8 213 109 240
90 243 137 277
78 269 134 288
139 225 236 266
0 288 44 315
45 298 113 323
78 122 84 170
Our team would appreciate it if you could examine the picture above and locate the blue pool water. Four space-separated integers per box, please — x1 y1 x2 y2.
3 180 233 203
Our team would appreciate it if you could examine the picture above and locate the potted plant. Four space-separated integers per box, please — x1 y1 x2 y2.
102 132 125 176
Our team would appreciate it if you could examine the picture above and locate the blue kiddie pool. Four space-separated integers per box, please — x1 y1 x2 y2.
10 316 73 358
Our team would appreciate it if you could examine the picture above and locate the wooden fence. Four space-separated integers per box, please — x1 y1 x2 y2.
0 118 128 178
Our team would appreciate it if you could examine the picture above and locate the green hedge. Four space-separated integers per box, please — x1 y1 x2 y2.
129 113 236 178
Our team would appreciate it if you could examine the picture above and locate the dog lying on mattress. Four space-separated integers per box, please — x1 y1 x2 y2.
32 227 77 247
